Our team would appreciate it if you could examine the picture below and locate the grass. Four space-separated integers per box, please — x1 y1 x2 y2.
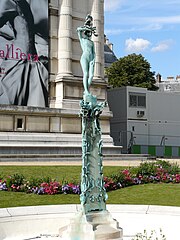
0 165 180 208
1 183 179 208
107 183 180 206
0 166 82 183
0 166 124 183
0 191 80 208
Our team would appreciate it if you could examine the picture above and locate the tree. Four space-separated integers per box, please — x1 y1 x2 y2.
106 53 158 90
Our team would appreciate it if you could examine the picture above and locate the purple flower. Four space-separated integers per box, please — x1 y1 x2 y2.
72 185 80 194
133 178 141 184
37 187 45 194
116 182 122 188
0 182 7 191
62 185 70 194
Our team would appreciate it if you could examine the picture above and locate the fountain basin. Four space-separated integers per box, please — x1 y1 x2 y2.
0 204 180 240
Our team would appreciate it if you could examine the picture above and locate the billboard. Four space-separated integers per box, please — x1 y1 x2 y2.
0 0 48 107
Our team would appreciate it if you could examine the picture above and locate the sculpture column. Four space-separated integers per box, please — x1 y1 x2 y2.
59 14 123 240
80 98 108 213
57 0 73 76
91 0 104 80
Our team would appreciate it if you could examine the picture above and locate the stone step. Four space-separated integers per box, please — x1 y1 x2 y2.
95 225 122 240
60 211 123 240
0 132 113 144
0 153 150 161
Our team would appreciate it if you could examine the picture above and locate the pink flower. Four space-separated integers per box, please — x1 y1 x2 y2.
122 169 130 176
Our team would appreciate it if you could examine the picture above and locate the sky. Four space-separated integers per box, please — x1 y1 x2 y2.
104 0 180 80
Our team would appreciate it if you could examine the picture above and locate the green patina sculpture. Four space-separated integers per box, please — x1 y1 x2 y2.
77 14 97 96
77 15 108 214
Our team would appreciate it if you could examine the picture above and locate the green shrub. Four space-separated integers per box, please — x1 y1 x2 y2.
110 171 126 184
157 160 180 174
136 161 157 176
0 173 3 180
136 160 180 177
6 173 25 189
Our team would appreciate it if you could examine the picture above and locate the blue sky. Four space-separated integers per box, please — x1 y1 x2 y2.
104 0 180 80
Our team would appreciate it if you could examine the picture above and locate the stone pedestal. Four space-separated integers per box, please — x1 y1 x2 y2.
51 75 113 136
0 0 123 160
59 210 123 240
49 0 112 141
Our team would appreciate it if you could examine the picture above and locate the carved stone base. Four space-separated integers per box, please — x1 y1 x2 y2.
59 210 123 240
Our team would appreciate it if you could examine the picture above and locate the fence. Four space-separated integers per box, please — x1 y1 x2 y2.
114 131 180 157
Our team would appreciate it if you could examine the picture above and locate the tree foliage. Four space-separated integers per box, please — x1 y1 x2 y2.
106 54 158 90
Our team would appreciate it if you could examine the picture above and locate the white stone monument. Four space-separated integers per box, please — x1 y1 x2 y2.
49 0 111 136
0 0 121 159
46 0 116 152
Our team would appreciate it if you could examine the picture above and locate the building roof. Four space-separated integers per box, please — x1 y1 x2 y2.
157 81 180 92
104 44 118 68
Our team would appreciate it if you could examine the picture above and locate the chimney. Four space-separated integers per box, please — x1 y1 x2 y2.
156 73 162 83
176 75 180 81
104 35 113 51
167 76 174 81
104 34 107 44
108 43 113 51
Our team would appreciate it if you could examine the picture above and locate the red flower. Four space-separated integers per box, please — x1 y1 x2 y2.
122 169 130 176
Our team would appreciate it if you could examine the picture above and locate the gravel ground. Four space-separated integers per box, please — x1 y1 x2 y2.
0 158 180 166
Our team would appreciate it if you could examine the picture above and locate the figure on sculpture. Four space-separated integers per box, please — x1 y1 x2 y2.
77 15 97 96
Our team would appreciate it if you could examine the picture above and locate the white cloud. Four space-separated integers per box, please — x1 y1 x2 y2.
105 23 162 36
140 23 162 31
125 38 151 53
151 40 173 52
105 29 123 35
104 0 124 12
145 15 180 24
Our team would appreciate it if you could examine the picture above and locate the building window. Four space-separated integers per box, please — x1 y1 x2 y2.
129 93 146 108
15 116 25 131
17 118 23 129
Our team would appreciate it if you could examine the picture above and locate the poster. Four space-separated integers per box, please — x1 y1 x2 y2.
0 0 48 107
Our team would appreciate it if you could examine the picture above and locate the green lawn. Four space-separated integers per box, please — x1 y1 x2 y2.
0 191 80 208
1 183 179 208
0 165 180 208
107 183 180 206
0 165 124 183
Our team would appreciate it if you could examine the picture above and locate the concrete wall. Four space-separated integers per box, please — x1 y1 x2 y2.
0 105 81 134
127 88 180 147
107 87 127 147
127 86 147 121
147 91 180 146
108 86 180 156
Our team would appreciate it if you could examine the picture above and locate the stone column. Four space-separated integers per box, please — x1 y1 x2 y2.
57 0 73 76
91 0 104 80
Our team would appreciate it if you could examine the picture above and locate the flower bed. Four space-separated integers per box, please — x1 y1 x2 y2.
0 160 180 195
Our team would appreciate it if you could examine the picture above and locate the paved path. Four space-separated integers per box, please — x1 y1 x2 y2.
0 158 180 166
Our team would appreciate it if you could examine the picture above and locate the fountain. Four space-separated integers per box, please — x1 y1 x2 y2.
59 14 123 240
1 13 179 240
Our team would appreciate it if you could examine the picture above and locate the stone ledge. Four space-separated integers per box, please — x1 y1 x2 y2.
0 205 180 240
1 204 180 219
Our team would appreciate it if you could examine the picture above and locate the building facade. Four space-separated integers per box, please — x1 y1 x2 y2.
108 86 180 157
156 74 180 93
49 0 111 135
0 0 117 156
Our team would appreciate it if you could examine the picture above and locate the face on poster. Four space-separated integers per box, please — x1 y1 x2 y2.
0 0 49 107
